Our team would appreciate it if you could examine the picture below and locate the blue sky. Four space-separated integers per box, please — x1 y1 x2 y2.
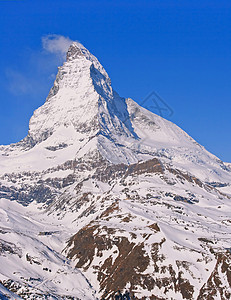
0 0 230 162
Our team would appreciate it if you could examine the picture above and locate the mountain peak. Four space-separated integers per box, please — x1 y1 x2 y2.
0 40 138 166
66 42 84 61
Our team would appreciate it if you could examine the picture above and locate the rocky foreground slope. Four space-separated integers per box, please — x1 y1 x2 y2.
0 41 230 299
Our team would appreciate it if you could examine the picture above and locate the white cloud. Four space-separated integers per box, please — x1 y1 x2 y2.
42 34 73 57
5 35 74 96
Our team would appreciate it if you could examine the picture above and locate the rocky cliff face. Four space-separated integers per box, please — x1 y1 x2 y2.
0 41 230 300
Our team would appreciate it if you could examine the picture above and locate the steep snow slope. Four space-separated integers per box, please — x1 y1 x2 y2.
0 198 96 299
0 41 230 299
0 282 23 299
126 99 231 183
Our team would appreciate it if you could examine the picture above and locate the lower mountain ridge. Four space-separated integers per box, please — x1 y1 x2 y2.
0 41 230 300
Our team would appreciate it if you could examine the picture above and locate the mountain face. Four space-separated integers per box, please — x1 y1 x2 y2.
0 42 231 300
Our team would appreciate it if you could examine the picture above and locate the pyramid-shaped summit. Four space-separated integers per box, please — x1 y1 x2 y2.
0 41 230 300
1 41 228 171
24 41 137 156
1 41 142 168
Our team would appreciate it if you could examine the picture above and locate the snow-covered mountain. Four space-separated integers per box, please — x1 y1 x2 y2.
0 41 230 299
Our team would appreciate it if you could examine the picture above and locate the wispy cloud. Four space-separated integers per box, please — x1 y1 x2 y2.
5 34 74 96
42 34 73 58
